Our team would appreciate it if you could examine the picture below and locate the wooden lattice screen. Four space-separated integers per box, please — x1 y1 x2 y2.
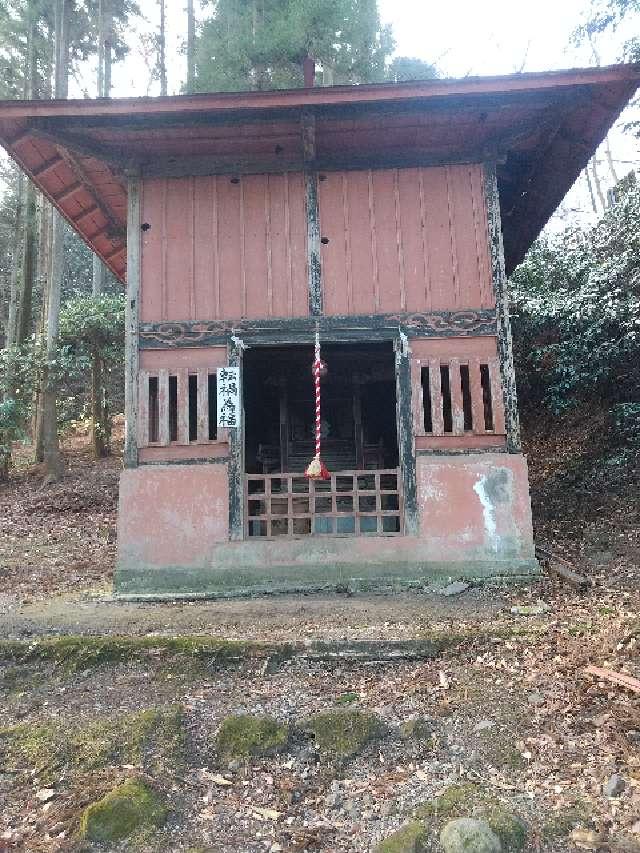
412 355 506 438
138 368 218 447
245 469 403 538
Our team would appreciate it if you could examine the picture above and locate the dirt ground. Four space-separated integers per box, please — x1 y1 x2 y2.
0 413 639 852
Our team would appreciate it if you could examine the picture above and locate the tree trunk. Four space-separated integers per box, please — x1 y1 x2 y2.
590 157 606 212
584 166 598 215
186 0 195 93
92 0 111 297
159 0 167 95
604 135 619 187
6 172 25 352
18 182 37 346
90 346 107 457
39 0 69 483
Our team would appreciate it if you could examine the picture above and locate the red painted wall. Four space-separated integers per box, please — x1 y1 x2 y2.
139 163 493 324
140 173 309 322
318 164 494 315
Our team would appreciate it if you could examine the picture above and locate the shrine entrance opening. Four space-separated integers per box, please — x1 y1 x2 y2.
243 342 402 538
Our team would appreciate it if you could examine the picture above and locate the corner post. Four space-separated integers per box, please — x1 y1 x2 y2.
124 171 141 468
227 337 245 541
301 109 322 316
395 333 418 536
484 162 521 453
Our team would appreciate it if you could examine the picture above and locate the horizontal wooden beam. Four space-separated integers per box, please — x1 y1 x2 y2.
140 148 497 179
139 310 497 349
28 121 127 168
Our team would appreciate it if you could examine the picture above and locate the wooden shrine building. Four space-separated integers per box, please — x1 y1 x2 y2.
1 65 638 595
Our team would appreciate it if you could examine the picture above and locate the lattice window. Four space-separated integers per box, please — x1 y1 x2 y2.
245 469 402 538
416 356 505 437
138 368 218 447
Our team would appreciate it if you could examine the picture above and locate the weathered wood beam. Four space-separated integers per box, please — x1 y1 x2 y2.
124 171 141 468
395 335 418 535
302 109 322 316
484 162 521 453
227 339 244 541
28 121 126 168
138 310 498 349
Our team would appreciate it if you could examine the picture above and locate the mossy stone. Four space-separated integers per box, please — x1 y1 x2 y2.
215 714 289 762
415 784 526 852
301 710 383 758
440 818 501 853
374 821 428 853
79 778 167 842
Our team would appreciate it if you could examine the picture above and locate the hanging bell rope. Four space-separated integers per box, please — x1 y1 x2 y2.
305 325 330 481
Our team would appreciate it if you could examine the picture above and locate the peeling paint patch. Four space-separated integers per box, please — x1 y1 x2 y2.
473 474 497 549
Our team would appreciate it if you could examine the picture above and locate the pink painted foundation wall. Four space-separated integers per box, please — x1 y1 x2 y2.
118 465 229 570
416 453 535 562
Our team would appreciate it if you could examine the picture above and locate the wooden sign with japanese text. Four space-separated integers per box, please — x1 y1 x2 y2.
216 367 240 428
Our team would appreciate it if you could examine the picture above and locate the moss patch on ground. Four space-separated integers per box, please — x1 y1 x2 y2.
0 705 186 783
373 821 427 852
301 710 384 758
0 635 284 673
415 783 527 852
215 714 289 763
79 778 167 843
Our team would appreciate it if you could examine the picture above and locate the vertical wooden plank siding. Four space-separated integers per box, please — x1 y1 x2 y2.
196 367 209 443
429 358 445 436
157 368 170 446
140 173 309 322
139 179 162 323
483 162 521 451
165 177 192 320
449 357 465 435
488 356 507 435
124 173 141 468
176 367 189 445
410 357 425 437
137 370 150 448
319 164 493 316
469 356 485 432
243 174 270 318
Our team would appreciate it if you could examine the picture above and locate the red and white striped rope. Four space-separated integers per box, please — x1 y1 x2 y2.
314 328 321 458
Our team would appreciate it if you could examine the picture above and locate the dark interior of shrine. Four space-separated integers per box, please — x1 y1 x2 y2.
243 342 399 475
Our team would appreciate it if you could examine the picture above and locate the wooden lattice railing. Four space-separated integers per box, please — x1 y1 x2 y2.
245 469 403 538
138 368 218 447
413 355 505 438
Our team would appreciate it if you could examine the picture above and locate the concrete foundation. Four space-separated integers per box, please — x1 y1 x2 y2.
115 453 537 597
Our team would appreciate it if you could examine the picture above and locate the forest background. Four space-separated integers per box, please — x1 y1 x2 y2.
0 0 638 483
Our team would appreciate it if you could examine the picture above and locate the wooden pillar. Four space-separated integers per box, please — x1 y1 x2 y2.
301 109 322 316
227 338 245 540
124 172 141 468
484 162 521 453
395 335 418 536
